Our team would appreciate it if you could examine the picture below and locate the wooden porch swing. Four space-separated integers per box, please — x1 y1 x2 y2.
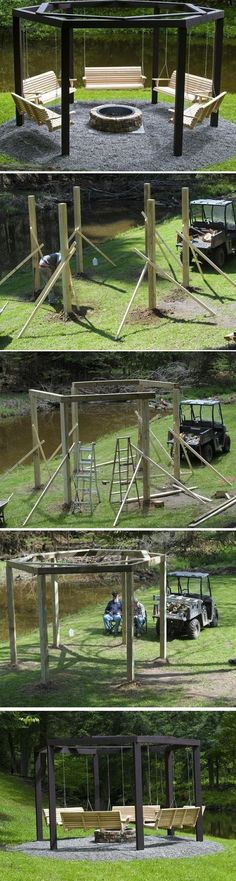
153 26 214 103
21 25 76 104
83 28 146 89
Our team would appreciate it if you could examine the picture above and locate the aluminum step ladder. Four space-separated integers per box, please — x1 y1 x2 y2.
109 436 140 507
73 442 100 514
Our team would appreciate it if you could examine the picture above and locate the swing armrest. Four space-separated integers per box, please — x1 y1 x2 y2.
152 77 170 83
58 77 77 85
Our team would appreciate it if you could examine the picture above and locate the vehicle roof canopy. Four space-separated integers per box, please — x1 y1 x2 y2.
180 398 220 406
190 199 233 207
168 571 209 579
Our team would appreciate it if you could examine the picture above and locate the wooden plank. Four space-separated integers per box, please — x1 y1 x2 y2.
147 198 156 309
159 554 167 661
22 444 75 526
6 563 17 666
113 458 142 527
37 574 49 684
121 568 127 645
18 243 76 338
126 569 134 682
48 421 78 463
144 182 151 256
74 226 116 267
30 391 41 489
28 195 41 292
73 186 83 275
0 243 44 289
58 202 72 315
140 399 150 506
182 187 189 289
131 443 211 504
0 302 9 315
172 387 181 481
51 576 60 648
172 428 232 486
115 261 147 339
32 424 51 478
180 230 236 291
60 401 72 506
0 440 45 479
134 247 217 317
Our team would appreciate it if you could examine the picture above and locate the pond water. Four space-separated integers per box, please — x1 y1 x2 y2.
0 576 110 641
1 34 235 93
0 401 138 472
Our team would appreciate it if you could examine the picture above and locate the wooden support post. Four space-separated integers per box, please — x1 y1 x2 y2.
211 18 224 128
51 576 60 648
93 753 100 810
172 388 181 482
140 399 150 507
71 382 80 472
60 401 72 506
37 574 49 685
69 26 74 104
121 570 127 645
133 742 144 850
159 554 167 661
152 17 159 105
28 195 41 293
47 745 57 850
29 391 41 489
35 751 44 840
165 749 174 836
144 182 151 256
174 27 187 157
147 198 156 309
61 25 70 156
58 202 72 314
126 569 134 682
193 746 204 841
182 187 189 289
13 14 23 125
73 186 84 274
6 564 17 666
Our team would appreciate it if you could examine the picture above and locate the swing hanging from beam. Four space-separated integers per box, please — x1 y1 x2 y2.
153 26 214 103
83 29 146 89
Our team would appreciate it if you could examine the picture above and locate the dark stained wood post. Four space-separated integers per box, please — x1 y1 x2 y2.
61 25 71 155
133 741 144 850
93 752 101 810
211 17 224 128
152 7 159 105
47 745 57 850
165 748 174 836
174 26 187 157
193 746 204 841
13 13 23 126
35 751 44 841
69 27 74 104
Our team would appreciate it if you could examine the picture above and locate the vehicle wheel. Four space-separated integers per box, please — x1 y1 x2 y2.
223 434 231 454
156 620 160 638
187 618 201 639
201 443 213 463
213 246 226 269
210 608 219 628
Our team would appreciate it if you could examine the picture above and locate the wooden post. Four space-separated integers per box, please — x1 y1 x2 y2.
6 564 17 666
28 195 41 293
159 554 167 661
174 27 187 157
126 569 134 682
47 744 57 850
147 198 156 309
29 391 41 489
58 202 72 314
13 13 23 126
140 399 150 507
152 16 159 105
60 401 72 506
182 187 189 289
51 576 60 647
144 182 151 256
37 574 49 685
71 382 80 472
121 570 127 646
61 25 70 156
73 186 84 274
193 746 204 841
133 742 144 850
172 388 181 481
35 751 44 840
211 18 224 128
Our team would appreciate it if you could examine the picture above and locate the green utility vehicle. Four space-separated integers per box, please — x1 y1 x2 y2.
167 398 231 463
177 198 236 268
153 571 219 640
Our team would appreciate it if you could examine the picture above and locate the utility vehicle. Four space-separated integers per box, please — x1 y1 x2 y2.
177 198 236 268
153 570 219 640
168 398 231 463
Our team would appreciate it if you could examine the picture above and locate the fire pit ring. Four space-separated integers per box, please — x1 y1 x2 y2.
90 104 143 133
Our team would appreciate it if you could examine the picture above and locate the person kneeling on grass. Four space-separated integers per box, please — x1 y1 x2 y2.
134 598 146 637
103 591 122 635
33 252 62 301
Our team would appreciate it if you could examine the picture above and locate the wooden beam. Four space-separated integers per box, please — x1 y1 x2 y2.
51 576 60 648
135 247 217 317
28 195 41 292
0 440 45 479
58 202 72 315
113 457 142 527
182 187 189 289
140 398 150 506
0 243 44 290
23 444 75 526
30 391 41 489
172 428 233 487
144 182 151 256
60 401 72 506
6 563 17 666
121 567 127 646
126 569 134 682
17 244 76 338
32 424 51 478
180 230 236 291
131 443 211 504
73 186 83 274
74 226 116 267
159 554 167 661
37 574 49 684
115 261 148 340
147 198 156 309
172 387 181 481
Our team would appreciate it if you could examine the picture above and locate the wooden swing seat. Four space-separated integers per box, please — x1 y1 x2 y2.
112 805 160 824
23 70 76 104
61 809 125 832
153 70 213 103
83 66 146 89
169 92 227 129
12 93 74 132
155 805 204 830
43 807 84 827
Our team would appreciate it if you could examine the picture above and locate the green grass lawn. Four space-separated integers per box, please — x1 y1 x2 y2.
0 574 235 707
1 392 236 529
0 772 235 881
0 89 235 171
1 216 236 351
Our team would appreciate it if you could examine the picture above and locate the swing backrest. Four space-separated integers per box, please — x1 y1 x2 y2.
112 804 161 822
154 70 213 101
61 809 123 831
181 806 201 827
23 71 60 100
43 806 84 827
156 807 176 829
83 67 146 89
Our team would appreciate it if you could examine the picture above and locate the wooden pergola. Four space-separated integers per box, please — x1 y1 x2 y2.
12 2 224 157
6 547 167 685
34 733 204 851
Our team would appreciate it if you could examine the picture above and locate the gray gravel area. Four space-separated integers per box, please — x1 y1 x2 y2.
1 101 236 170
12 835 224 861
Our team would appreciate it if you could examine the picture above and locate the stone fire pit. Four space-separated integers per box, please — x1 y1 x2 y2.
90 104 143 133
94 827 136 844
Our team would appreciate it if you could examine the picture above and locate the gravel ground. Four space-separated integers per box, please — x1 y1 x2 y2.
1 101 236 170
12 835 224 861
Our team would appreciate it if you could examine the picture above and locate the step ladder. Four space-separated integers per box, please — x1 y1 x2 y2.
73 442 100 514
109 436 140 507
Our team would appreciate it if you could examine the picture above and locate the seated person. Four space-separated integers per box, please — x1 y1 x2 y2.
103 591 122 635
134 598 146 637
